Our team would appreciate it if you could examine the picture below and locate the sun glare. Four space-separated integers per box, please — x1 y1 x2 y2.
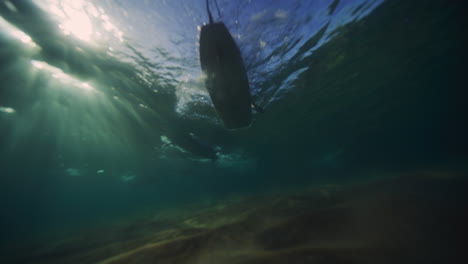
33 0 124 44
59 7 93 41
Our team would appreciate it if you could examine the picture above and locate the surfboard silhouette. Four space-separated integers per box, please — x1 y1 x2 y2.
199 0 252 129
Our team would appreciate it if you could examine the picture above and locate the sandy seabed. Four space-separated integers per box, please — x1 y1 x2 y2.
4 170 466 264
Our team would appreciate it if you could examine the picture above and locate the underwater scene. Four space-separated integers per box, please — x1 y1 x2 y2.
0 0 466 263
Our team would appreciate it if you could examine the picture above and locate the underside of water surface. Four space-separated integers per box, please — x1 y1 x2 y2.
0 0 466 263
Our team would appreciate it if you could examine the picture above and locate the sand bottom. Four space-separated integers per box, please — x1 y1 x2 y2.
5 170 466 264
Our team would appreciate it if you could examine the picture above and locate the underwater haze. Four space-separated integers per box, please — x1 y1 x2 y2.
0 0 466 263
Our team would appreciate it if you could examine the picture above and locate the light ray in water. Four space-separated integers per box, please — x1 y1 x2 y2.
30 60 96 93
0 107 16 114
0 16 38 48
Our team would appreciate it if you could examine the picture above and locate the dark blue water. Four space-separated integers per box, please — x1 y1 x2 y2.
0 0 466 262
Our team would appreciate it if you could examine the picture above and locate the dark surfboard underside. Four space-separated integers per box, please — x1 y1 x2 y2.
199 22 252 129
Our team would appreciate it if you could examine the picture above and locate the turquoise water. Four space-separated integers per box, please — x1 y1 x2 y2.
0 0 466 262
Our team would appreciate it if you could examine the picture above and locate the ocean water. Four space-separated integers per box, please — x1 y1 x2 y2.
0 0 466 263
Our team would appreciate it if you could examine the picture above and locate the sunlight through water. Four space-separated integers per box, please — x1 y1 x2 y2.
33 0 124 44
0 16 38 48
31 60 96 92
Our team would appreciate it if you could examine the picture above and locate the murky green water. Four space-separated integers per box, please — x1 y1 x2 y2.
0 0 466 262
